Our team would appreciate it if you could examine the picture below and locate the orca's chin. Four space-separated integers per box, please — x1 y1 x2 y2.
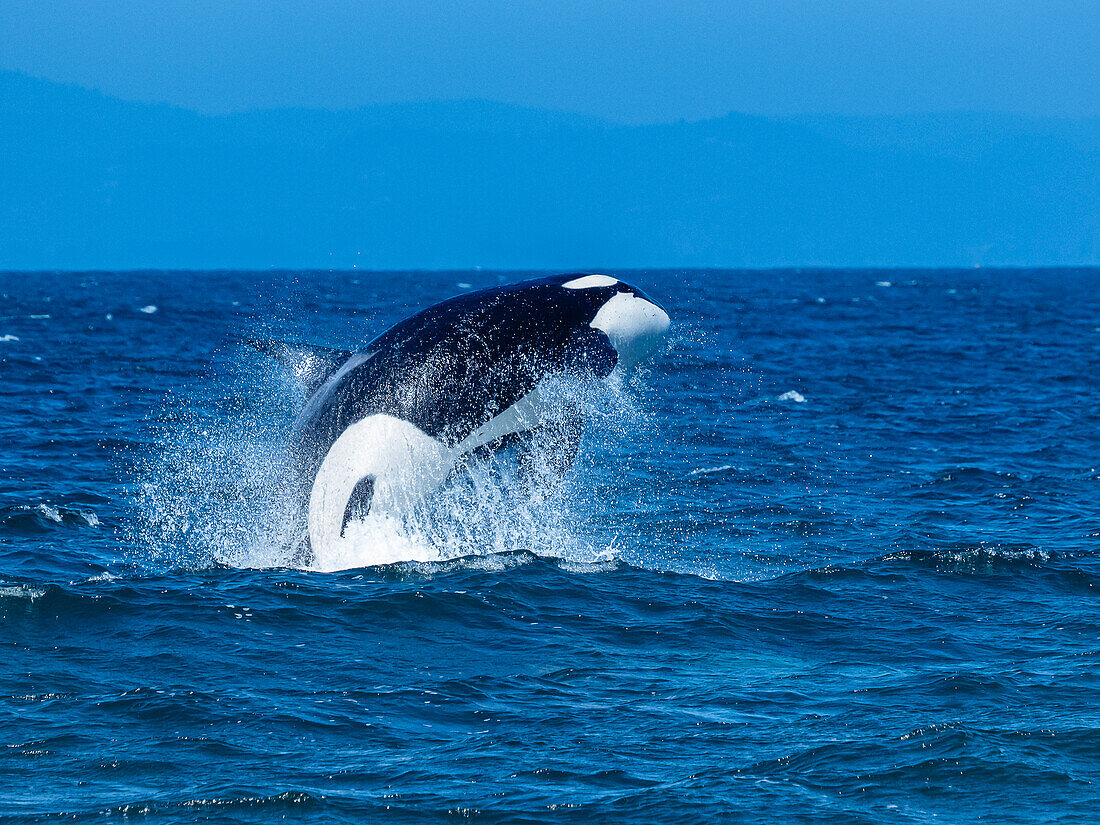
590 293 671 370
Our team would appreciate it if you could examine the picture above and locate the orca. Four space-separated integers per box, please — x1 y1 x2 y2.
264 273 670 563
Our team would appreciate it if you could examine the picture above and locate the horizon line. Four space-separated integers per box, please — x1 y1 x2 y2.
4 264 1099 275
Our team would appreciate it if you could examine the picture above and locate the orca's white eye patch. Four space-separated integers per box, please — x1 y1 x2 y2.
562 274 618 290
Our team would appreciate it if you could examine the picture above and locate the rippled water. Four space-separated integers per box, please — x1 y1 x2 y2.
1 269 1098 822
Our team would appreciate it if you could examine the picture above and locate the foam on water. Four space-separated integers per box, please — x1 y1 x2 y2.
777 389 806 402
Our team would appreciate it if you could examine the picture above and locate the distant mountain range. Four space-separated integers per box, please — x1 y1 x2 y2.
2 70 1098 269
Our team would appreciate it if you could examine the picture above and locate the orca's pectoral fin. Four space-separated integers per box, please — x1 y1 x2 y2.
245 338 356 395
455 417 582 496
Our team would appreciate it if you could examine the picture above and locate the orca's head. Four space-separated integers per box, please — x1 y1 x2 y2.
553 274 671 370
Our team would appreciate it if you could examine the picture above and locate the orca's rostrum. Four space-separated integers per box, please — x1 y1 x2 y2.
264 273 670 563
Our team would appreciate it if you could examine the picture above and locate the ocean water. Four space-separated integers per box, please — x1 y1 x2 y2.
1 268 1098 823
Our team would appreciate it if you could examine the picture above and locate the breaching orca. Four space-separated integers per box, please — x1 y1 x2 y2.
261 273 670 563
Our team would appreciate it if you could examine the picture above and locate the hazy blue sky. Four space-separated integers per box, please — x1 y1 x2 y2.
2 0 1098 122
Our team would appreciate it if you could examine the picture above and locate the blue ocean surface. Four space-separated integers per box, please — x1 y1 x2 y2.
1 268 1098 823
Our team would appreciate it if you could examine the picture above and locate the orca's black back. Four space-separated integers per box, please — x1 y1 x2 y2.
293 276 654 458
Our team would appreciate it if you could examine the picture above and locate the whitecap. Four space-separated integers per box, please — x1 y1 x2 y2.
876 281 892 287
0 334 18 342
778 390 806 403
557 556 620 574
689 464 736 476
139 305 158 314
35 503 63 523
0 584 46 600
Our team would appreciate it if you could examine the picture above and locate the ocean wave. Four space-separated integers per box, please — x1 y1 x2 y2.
73 791 318 821
6 268 1100 823
0 583 47 601
880 543 1053 572
915 466 1032 491
0 503 100 534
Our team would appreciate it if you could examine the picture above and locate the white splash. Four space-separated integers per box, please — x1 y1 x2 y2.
136 363 641 574
35 503 63 523
0 585 47 601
